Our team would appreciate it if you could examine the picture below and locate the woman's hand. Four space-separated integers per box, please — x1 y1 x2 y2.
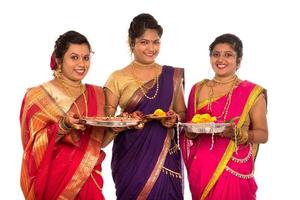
220 125 249 144
220 125 235 138
130 111 145 129
161 110 177 128
64 113 86 131
111 111 145 133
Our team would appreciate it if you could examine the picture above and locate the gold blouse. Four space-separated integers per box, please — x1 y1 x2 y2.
104 68 144 111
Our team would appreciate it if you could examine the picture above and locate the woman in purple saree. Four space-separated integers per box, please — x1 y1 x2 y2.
104 14 186 199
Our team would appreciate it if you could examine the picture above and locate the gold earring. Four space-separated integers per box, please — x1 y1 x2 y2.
54 66 62 78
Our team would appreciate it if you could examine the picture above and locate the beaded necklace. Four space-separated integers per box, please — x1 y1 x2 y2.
207 76 238 122
131 61 160 100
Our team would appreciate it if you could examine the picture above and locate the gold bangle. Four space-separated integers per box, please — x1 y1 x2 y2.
104 105 116 109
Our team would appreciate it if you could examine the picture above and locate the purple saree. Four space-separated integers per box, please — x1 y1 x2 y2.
111 66 184 200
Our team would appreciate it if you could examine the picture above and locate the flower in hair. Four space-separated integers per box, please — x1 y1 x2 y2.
50 51 57 70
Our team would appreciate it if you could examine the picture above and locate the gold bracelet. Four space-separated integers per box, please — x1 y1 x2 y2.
104 105 116 109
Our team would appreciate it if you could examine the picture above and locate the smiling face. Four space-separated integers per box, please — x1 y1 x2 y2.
132 29 161 64
60 43 91 83
210 43 239 78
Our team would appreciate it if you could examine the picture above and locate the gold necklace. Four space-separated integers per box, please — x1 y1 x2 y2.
57 78 88 117
212 75 237 84
131 62 160 100
131 61 158 89
133 60 155 67
207 77 237 121
59 77 83 88
57 78 85 98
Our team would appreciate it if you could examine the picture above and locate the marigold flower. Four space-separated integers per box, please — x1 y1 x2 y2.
192 113 216 123
153 109 166 117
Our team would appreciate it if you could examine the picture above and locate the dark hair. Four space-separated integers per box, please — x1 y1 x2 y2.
54 30 91 63
209 33 243 65
128 13 163 49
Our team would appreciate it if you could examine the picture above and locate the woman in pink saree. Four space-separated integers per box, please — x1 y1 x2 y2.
20 31 110 200
181 33 268 200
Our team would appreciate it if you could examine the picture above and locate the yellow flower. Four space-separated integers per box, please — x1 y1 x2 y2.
191 113 216 123
154 109 166 117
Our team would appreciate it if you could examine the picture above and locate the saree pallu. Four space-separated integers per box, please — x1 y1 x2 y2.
181 80 266 200
111 66 184 200
20 84 106 200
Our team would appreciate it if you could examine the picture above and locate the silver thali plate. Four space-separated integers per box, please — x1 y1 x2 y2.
83 117 140 127
179 122 230 134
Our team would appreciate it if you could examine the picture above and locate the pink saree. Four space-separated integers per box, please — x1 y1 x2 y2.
20 84 106 200
181 80 266 200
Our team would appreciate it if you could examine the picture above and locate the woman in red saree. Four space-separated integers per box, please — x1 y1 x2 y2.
181 33 268 200
20 31 109 200
104 14 186 199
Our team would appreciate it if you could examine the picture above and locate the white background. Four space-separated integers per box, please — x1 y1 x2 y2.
0 0 299 199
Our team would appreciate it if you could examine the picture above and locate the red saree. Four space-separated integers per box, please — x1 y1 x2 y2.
181 80 266 200
20 83 106 200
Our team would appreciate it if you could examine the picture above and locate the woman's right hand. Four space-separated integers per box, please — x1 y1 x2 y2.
111 111 145 133
130 111 145 129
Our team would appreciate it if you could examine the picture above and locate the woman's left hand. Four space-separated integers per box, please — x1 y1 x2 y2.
220 125 235 138
161 110 177 128
64 113 86 131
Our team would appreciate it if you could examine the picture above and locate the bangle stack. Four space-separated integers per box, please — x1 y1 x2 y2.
58 117 71 135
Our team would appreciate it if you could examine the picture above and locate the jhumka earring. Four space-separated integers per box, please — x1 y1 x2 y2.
54 66 62 78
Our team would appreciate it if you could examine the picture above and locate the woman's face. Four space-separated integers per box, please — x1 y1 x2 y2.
60 43 91 82
132 29 161 64
210 43 239 78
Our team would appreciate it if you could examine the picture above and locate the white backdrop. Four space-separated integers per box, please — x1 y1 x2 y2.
1 0 299 199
